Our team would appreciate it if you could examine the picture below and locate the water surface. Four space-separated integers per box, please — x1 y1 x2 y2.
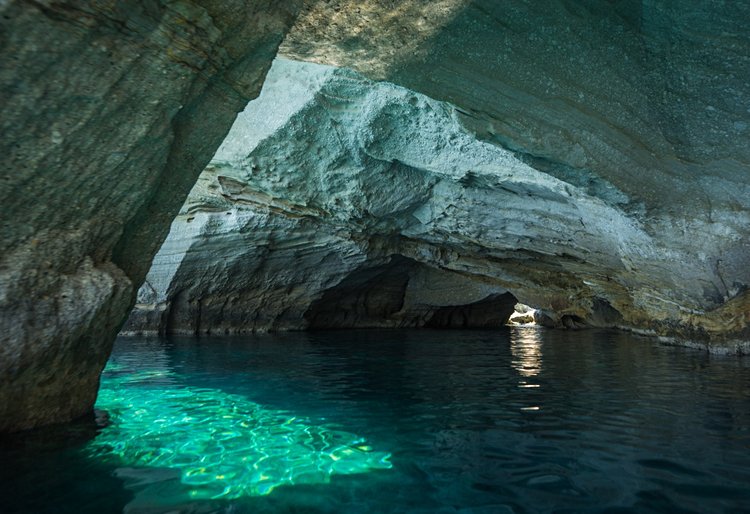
2 328 749 513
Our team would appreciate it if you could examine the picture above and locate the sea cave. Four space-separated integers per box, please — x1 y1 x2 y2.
1 1 749 513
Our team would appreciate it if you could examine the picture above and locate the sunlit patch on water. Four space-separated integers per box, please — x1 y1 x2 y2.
87 362 392 500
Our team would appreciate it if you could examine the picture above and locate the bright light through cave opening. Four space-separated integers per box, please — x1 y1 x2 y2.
507 302 538 326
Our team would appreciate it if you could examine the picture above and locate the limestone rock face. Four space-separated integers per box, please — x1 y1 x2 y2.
3 0 750 432
123 60 517 334
126 58 749 349
281 0 750 347
284 1 750 223
0 1 300 431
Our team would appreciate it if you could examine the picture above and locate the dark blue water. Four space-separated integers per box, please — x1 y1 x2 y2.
2 328 749 513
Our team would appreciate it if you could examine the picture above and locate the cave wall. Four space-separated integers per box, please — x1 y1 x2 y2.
2 0 749 430
281 0 750 344
284 1 750 220
127 57 748 348
122 60 517 334
0 0 302 431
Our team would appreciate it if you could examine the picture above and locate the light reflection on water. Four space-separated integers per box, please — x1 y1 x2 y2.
87 355 392 502
511 327 544 413
511 325 544 378
2 328 750 514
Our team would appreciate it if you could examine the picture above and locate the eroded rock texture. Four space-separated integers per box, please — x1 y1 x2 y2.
3 0 750 431
123 60 517 334
283 0 750 346
127 57 749 350
0 0 300 431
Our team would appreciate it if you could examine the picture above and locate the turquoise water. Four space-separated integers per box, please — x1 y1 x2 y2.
2 328 749 513
89 360 391 499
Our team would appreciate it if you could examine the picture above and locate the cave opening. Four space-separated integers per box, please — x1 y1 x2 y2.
303 255 519 331
507 302 539 326
1 1 749 513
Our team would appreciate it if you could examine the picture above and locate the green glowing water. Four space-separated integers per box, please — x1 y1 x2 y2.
87 362 392 500
3 332 750 513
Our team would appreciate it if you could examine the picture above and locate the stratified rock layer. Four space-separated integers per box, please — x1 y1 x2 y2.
126 58 749 350
123 60 517 333
283 0 750 347
0 0 300 431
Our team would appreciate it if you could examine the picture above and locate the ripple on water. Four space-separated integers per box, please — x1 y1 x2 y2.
4 329 750 514
87 362 392 500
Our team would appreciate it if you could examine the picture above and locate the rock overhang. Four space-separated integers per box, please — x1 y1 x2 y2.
125 57 750 350
1 0 749 431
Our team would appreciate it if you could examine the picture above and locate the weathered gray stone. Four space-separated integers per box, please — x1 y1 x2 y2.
126 57 749 347
124 59 526 334
282 0 750 345
3 0 750 432
0 0 300 431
